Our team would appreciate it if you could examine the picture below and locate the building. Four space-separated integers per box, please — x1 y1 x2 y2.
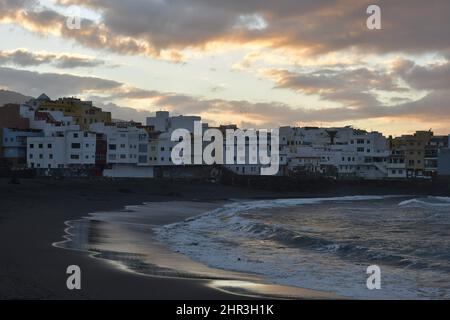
37 96 111 130
27 131 97 169
146 111 205 166
424 135 449 177
387 147 407 179
0 103 32 167
0 104 30 129
437 135 450 177
2 128 43 168
90 122 154 177
280 126 390 179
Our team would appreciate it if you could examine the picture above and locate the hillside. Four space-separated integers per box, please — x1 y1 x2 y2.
0 90 33 106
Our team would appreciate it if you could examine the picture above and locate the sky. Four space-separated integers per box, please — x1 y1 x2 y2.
0 0 449 136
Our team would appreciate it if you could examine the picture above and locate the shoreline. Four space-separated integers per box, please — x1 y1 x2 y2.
1 177 448 299
55 200 339 299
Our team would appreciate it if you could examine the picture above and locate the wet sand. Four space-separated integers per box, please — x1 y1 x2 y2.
0 178 336 299
2 177 435 299
55 200 337 299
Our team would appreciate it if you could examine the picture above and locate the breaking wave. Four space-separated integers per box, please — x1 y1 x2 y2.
399 196 450 208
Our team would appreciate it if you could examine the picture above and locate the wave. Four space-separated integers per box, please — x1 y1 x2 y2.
154 195 450 298
209 215 429 270
156 195 427 270
399 196 450 208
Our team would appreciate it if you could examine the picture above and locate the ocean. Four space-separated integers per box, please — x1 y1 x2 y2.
57 195 450 299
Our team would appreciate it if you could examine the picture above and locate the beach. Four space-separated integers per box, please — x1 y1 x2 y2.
1 177 449 299
0 177 311 299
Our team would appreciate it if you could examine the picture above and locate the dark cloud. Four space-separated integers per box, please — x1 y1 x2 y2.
0 49 105 68
265 67 405 107
1 0 449 59
1 65 449 129
395 59 450 91
0 66 121 97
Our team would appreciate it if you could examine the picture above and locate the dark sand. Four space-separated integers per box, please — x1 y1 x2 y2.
1 177 447 299
0 178 297 299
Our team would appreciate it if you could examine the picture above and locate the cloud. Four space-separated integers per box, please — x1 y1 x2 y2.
263 67 406 107
0 66 121 97
394 59 450 91
1 0 450 60
0 49 105 68
1 65 449 130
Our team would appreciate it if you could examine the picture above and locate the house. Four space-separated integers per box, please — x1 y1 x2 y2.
437 135 450 177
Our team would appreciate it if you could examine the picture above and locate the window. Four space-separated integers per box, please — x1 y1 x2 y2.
109 144 117 150
48 144 52 149
73 133 78 138
139 144 148 153
38 144 43 149
120 144 126 148
29 144 34 149
120 154 126 159
71 143 81 149
39 154 43 159
29 154 33 159
70 155 80 160
49 154 53 160
139 155 147 163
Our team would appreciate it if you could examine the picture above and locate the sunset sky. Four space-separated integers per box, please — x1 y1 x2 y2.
0 0 449 136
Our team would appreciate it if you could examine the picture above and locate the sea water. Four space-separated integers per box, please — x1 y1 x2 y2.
154 196 450 299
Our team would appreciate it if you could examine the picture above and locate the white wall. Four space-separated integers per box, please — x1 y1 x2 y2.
103 165 154 178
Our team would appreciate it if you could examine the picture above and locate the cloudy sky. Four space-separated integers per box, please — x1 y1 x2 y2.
0 0 449 135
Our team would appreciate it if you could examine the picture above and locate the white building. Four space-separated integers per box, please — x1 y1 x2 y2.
280 126 390 179
90 122 153 178
27 131 96 169
146 111 205 166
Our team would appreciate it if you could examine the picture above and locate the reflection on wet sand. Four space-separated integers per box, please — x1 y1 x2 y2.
54 201 336 299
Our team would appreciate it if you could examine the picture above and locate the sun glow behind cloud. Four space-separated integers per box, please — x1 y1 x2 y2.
0 0 449 136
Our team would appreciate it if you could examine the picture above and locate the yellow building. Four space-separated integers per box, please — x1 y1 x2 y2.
391 131 433 178
38 97 111 130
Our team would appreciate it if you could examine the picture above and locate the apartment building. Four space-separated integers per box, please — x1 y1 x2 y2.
27 131 96 169
0 103 33 167
437 135 450 177
280 126 390 179
2 128 43 168
37 96 111 130
424 135 449 177
90 122 153 177
391 131 433 178
147 111 205 166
